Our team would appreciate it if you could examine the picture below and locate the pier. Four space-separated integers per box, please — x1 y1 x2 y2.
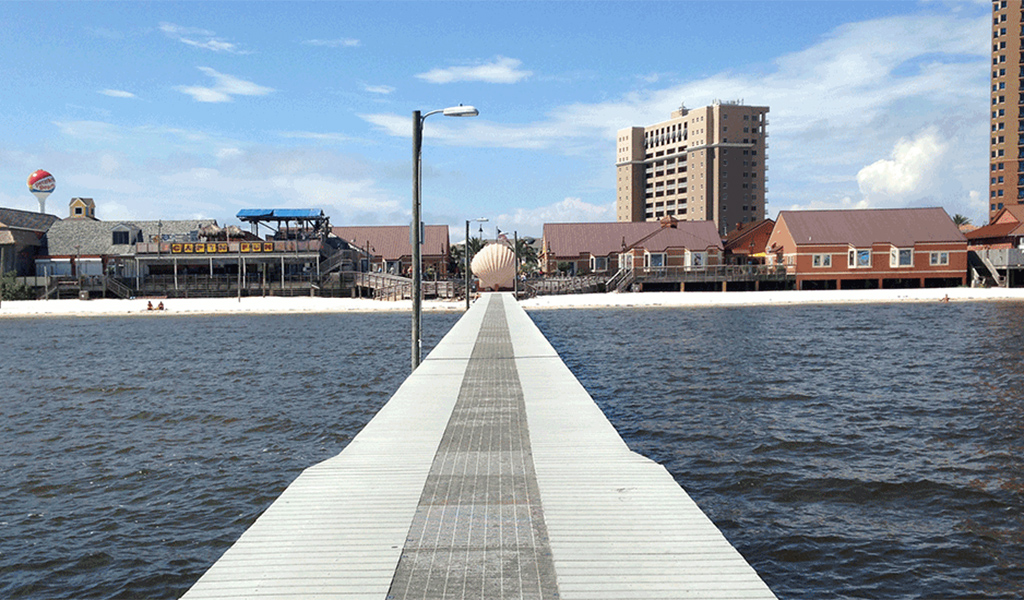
180 293 777 599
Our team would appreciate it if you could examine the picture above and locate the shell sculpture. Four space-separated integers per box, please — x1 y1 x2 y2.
471 243 516 290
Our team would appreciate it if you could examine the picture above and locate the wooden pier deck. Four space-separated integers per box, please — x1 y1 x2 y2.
180 293 777 599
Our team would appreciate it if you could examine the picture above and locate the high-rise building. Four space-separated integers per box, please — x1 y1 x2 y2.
616 101 769 235
991 0 1022 221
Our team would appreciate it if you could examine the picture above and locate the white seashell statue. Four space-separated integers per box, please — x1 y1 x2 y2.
471 243 516 290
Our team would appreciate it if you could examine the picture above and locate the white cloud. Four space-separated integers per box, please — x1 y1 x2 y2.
159 22 248 54
278 131 352 143
363 84 395 95
856 128 947 197
176 67 274 103
416 56 531 84
360 113 576 150
495 197 616 230
52 120 122 141
367 11 990 222
98 89 137 99
303 38 360 48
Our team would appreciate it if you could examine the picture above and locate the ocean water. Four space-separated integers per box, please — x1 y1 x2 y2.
0 312 459 599
530 302 1024 599
1 302 1022 599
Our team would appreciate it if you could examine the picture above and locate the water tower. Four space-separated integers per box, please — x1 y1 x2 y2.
27 170 55 214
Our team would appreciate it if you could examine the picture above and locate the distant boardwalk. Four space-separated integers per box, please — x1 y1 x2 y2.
180 293 777 599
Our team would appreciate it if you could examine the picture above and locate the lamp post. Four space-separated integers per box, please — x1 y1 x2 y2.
465 218 487 311
513 231 519 300
412 105 479 371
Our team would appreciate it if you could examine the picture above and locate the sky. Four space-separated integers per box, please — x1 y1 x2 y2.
0 1 991 240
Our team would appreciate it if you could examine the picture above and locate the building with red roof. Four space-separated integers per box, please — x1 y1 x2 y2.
332 225 450 277
541 217 723 276
765 208 967 289
964 206 1024 286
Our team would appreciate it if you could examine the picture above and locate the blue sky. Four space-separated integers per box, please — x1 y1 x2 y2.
0 1 990 239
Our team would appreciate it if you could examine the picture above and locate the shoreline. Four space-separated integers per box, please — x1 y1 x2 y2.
1 287 1023 318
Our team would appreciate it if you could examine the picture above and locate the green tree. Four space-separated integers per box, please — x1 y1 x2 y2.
952 214 972 227
514 238 540 274
449 237 486 275
1 271 35 301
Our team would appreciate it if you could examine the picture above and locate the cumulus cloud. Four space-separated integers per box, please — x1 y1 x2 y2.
363 84 395 95
159 22 248 54
416 56 531 84
303 38 360 48
495 197 616 230
856 128 947 197
365 11 989 221
98 89 137 99
176 67 274 103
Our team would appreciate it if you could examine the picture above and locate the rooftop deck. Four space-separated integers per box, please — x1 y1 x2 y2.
180 293 776 599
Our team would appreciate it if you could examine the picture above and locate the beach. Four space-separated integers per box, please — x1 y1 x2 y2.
2 287 1023 318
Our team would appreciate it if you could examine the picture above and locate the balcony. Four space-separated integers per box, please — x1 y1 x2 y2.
973 247 1024 268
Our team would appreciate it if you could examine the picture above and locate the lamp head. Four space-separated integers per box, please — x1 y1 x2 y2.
443 105 479 117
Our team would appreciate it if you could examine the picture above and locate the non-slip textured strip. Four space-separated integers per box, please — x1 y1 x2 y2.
388 296 559 600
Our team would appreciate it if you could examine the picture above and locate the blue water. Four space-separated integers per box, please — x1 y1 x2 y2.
530 302 1024 599
1 302 1022 598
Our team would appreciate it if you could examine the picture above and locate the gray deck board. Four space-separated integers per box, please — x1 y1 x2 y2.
181 293 776 600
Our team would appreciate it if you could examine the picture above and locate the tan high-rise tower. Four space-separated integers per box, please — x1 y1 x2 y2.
615 101 769 235
990 0 1022 221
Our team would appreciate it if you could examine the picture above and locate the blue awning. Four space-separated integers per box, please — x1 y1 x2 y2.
236 209 323 219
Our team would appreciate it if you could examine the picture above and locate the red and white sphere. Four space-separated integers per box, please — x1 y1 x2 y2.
27 169 56 203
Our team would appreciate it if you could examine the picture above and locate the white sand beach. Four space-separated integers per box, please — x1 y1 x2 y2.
1 287 1023 318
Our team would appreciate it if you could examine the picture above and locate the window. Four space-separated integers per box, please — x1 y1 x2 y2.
590 256 608 272
890 247 913 267
75 206 83 215
930 252 949 266
112 231 130 245
645 252 666 269
812 253 832 268
687 251 706 267
849 248 871 268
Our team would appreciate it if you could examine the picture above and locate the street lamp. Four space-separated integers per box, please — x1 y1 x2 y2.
465 218 488 311
412 104 479 371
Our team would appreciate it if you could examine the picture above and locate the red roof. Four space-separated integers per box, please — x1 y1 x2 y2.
332 225 450 259
542 221 722 257
965 222 1024 241
723 219 775 254
776 208 964 247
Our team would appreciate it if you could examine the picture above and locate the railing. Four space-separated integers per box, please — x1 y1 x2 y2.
319 250 354 278
637 264 790 282
103 276 132 299
972 247 1024 268
352 272 411 301
529 275 606 295
605 268 629 290
134 239 323 255
136 273 316 297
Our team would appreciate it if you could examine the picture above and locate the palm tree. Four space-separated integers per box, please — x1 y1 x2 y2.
514 238 540 274
952 214 972 227
449 237 486 275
